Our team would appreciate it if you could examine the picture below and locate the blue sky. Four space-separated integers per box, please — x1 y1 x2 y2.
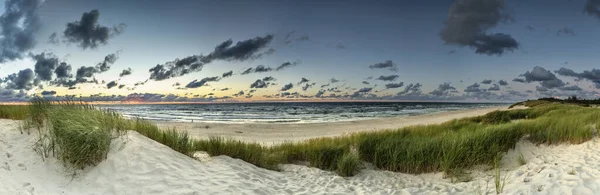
1 0 600 102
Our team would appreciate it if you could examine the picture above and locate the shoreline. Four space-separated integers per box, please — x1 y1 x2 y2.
157 105 512 145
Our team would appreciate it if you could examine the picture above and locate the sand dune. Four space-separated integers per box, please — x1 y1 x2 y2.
2 117 600 194
157 106 512 145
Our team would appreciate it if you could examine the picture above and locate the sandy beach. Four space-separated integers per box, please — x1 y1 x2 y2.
157 106 511 145
2 116 600 194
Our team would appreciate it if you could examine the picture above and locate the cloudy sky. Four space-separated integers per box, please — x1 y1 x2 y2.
1 0 600 102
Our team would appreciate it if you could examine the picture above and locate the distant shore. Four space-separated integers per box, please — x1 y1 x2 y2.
157 105 512 145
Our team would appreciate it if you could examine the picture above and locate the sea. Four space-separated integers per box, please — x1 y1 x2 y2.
98 102 507 124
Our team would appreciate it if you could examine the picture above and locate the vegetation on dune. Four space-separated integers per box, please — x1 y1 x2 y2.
1 97 599 178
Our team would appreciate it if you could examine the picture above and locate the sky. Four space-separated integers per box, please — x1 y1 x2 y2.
1 0 600 102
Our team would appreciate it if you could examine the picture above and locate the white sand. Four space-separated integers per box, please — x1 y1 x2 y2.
2 118 600 195
157 106 513 145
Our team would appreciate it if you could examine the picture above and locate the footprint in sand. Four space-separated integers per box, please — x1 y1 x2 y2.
18 163 27 171
6 152 12 158
22 182 35 194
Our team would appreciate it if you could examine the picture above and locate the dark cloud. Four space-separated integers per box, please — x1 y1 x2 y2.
220 87 230 91
488 84 500 91
4 68 34 89
55 62 72 78
119 68 132 77
134 80 148 86
233 90 244 97
275 61 300 71
439 0 518 55
96 53 118 72
40 90 56 96
0 0 43 63
172 82 180 87
297 77 309 85
351 87 373 98
498 80 508 86
335 43 346 49
481 79 493 84
185 76 220 88
430 82 457 96
330 78 340 83
517 66 565 89
376 75 399 81
302 82 316 91
362 81 370 85
397 83 422 96
222 71 233 78
280 83 293 91
53 52 120 87
464 83 483 93
321 83 330 88
118 84 125 89
106 81 118 89
149 34 274 81
556 28 575 36
559 85 583 91
368 60 398 72
554 67 600 88
385 82 404 89
584 0 600 19
250 76 276 89
512 78 525 83
63 10 126 49
536 86 548 92
448 50 456 54
31 52 59 81
240 65 272 75
315 90 325 98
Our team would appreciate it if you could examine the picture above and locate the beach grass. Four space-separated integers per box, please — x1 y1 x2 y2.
1 99 599 177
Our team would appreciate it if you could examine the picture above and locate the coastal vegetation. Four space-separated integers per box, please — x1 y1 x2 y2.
0 97 599 180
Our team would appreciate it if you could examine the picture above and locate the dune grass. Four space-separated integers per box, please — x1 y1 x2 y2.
1 99 599 178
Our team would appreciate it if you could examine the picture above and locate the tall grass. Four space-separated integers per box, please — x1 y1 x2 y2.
0 99 599 178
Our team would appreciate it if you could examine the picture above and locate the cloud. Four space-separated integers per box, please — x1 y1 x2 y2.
368 60 398 72
362 81 370 85
397 83 422 96
149 34 274 81
376 75 399 81
52 52 120 87
385 82 404 89
55 62 72 78
48 32 59 44
554 67 600 88
556 28 576 36
488 84 500 91
315 90 325 98
302 82 316 91
335 43 346 49
464 83 483 93
481 79 492 84
297 77 309 85
275 61 300 71
584 0 600 19
330 78 340 83
118 84 125 89
31 52 59 81
4 68 34 90
40 90 56 96
106 81 118 89
498 80 508 86
439 0 518 55
63 10 126 49
559 85 583 91
222 71 233 78
280 83 294 91
250 76 276 89
430 82 457 96
0 0 43 63
526 25 535 31
240 65 272 75
351 87 373 98
512 78 525 83
185 76 220 88
119 68 132 77
516 66 565 89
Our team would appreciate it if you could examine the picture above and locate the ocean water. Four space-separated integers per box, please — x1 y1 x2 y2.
98 102 506 124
